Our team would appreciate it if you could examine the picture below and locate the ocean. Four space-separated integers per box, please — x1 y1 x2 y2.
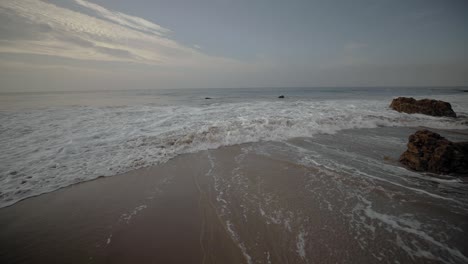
1 87 468 263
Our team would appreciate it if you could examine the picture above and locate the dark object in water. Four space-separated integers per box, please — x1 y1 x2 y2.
400 130 468 175
389 97 456 117
205 97 212 100
278 95 285 99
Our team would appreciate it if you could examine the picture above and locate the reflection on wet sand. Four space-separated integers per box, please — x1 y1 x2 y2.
1 128 467 264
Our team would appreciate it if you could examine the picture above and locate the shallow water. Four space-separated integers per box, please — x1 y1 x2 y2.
206 128 468 264
0 127 466 264
1 87 468 263
1 87 468 208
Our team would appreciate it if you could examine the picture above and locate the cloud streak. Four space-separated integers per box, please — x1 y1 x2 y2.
0 0 235 67
73 0 170 36
1 0 465 91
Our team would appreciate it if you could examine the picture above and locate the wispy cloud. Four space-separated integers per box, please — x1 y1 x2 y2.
0 0 237 68
73 0 171 36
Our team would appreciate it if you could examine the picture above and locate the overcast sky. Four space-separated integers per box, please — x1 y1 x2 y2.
0 0 467 92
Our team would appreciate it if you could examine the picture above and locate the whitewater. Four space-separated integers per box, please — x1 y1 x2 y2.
1 88 468 208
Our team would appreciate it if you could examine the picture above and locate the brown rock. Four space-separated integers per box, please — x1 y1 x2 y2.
390 97 456 117
399 130 468 175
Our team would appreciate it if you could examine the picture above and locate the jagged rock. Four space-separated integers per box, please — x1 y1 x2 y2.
390 97 456 117
399 130 468 175
278 95 285 99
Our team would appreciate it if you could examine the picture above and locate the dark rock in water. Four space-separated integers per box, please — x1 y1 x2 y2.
390 97 456 117
399 130 468 175
205 97 212 100
278 95 285 99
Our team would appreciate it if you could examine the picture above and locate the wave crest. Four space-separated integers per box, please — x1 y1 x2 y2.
1 99 467 207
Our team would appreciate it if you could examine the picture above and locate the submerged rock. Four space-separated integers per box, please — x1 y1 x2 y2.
390 97 456 117
399 130 468 175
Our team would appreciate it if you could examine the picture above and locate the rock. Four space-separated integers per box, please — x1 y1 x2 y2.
205 97 212 100
390 97 456 117
278 95 285 99
399 130 468 175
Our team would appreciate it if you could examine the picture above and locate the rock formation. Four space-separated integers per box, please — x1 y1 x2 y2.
400 130 468 175
390 97 456 117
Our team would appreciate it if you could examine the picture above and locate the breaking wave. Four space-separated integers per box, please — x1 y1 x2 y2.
1 97 467 207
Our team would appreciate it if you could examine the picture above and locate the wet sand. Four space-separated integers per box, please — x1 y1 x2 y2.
1 129 467 264
0 149 246 264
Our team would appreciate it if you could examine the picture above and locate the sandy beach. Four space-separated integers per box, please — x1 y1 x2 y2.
1 128 467 264
0 148 245 263
1 0 467 262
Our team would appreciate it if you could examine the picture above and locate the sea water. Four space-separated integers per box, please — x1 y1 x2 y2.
1 87 467 209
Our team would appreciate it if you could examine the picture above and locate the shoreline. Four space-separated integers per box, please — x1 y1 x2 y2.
2 92 468 210
0 149 247 263
1 127 468 263
2 126 467 210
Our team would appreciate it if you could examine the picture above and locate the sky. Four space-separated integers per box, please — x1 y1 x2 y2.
0 0 467 92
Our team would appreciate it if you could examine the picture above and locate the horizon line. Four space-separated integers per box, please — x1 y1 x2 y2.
1 85 467 95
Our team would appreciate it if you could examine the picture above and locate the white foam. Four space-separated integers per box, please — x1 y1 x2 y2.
225 220 253 264
266 251 272 264
363 202 468 264
1 97 468 207
106 234 112 245
291 141 465 205
119 204 147 224
296 229 308 259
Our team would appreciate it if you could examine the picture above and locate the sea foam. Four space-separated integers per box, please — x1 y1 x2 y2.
1 96 467 208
